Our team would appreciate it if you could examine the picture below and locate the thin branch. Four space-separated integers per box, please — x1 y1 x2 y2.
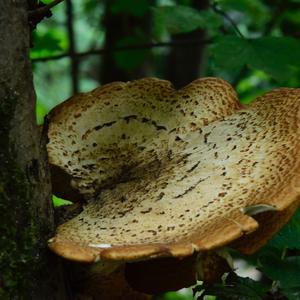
211 2 244 38
28 0 64 18
31 38 212 63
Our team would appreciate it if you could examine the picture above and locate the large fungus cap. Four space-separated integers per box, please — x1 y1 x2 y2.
47 77 300 264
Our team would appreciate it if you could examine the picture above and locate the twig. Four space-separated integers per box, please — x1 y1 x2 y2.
31 38 212 63
28 0 64 18
211 2 244 38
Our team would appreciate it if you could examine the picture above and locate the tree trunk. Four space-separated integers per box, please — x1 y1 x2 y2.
165 0 209 89
0 1 68 299
100 0 152 84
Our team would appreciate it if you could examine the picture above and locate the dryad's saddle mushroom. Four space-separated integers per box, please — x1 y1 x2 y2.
47 77 300 294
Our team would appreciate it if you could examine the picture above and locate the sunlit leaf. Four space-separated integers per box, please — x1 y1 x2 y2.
33 31 62 51
237 70 270 104
31 30 66 58
155 289 194 300
36 102 47 125
52 195 73 207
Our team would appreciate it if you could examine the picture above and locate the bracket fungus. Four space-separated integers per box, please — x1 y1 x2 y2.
47 77 300 294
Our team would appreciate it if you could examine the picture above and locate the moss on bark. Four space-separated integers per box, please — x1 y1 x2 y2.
0 2 68 299
0 89 41 298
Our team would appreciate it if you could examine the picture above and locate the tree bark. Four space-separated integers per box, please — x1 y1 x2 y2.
165 0 209 89
0 1 68 299
99 0 152 84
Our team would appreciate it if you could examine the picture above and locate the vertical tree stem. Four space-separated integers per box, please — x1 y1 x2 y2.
66 0 79 94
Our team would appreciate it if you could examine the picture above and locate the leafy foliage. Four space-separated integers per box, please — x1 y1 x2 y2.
282 288 300 300
215 0 269 26
208 207 300 300
211 36 300 82
52 195 72 207
114 33 150 71
195 272 269 300
110 0 150 17
268 208 300 249
155 289 194 300
259 255 300 289
152 5 221 38
31 28 67 59
31 31 62 56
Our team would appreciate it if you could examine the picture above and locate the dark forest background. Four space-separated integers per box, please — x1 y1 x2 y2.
33 0 300 124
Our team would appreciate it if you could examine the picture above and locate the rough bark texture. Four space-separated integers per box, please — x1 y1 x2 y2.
0 1 68 299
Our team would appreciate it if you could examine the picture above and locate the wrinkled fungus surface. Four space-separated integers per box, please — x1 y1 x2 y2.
47 78 300 262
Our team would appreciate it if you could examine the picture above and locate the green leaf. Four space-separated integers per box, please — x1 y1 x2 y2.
211 36 248 75
282 287 300 300
198 272 268 300
111 0 150 17
259 256 300 289
31 30 65 58
284 10 300 25
249 37 300 81
52 195 73 207
114 34 150 71
152 5 221 38
33 31 62 51
36 102 47 125
237 70 270 104
211 36 300 82
155 290 194 300
216 0 268 22
83 1 98 12
268 208 300 249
